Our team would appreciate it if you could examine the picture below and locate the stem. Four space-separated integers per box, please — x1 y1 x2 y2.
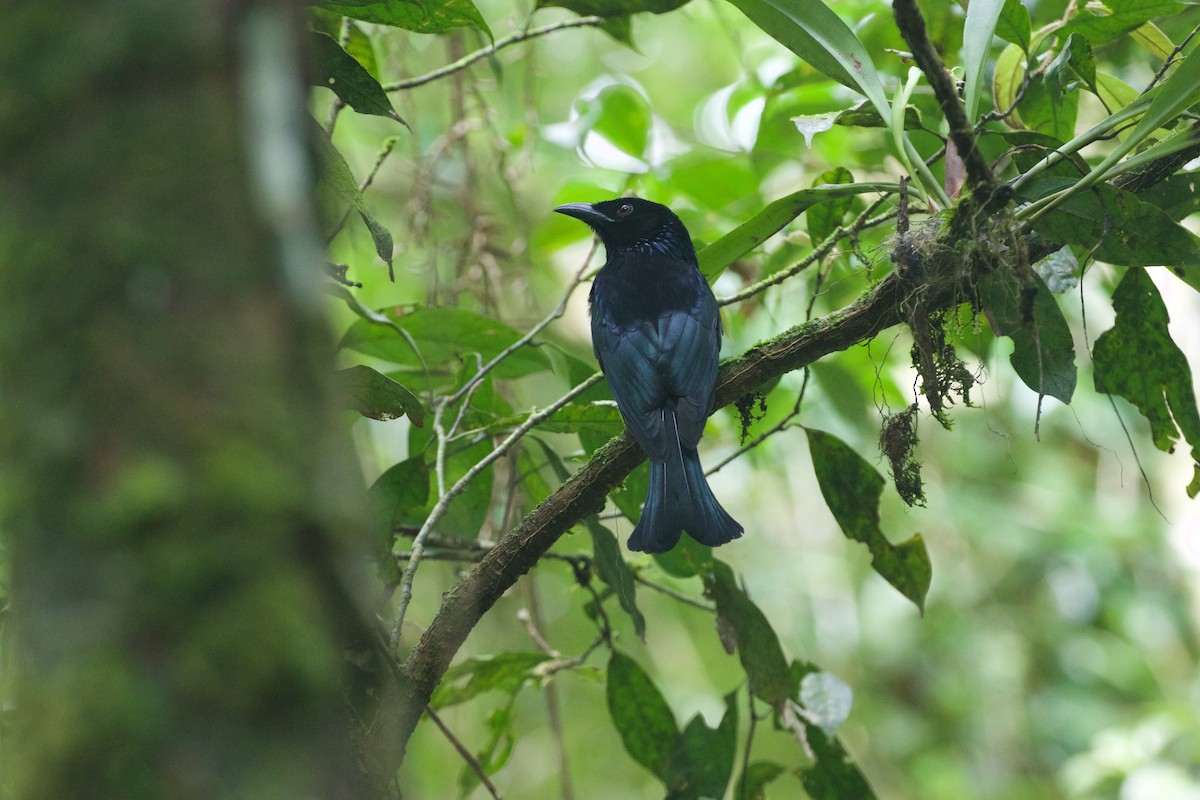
384 17 605 92
388 372 603 647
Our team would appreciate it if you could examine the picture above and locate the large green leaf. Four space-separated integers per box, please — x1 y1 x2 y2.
607 650 679 780
318 0 491 37
308 32 404 123
582 84 652 159
798 720 877 799
1093 268 1200 497
314 123 394 270
962 0 1005 121
1018 76 1079 142
540 0 690 13
588 522 647 639
979 270 1077 405
723 0 891 121
367 456 429 570
805 429 931 613
993 0 1031 51
666 692 738 799
336 365 424 425
707 560 794 704
339 305 552 380
697 182 897 280
805 167 857 246
1019 178 1200 267
1062 0 1183 44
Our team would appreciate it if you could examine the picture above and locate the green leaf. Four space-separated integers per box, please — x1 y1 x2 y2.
336 365 424 425
1062 0 1183 45
537 0 689 46
431 652 553 708
992 42 1025 121
319 0 492 37
724 0 891 122
1095 72 1140 118
607 650 679 780
708 560 794 704
979 269 1077 404
962 0 1005 121
805 429 931 613
367 460 429 534
588 522 647 639
826 101 922 131
1069 25 1200 194
806 167 856 246
540 0 689 14
653 533 714 578
994 0 1031 52
735 761 787 800
339 305 552 381
457 699 517 794
1019 178 1200 267
798 722 877 800
314 123 394 270
311 10 381 77
667 692 738 799
325 283 407 336
1018 75 1079 141
697 182 898 280
1093 269 1200 497
583 84 652 158
308 32 405 124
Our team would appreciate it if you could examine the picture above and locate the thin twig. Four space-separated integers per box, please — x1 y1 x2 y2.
737 685 762 800
706 376 808 476
448 241 597 406
384 17 605 92
717 199 894 307
389 371 604 647
1145 20 1200 94
425 705 503 800
522 583 576 800
633 575 715 613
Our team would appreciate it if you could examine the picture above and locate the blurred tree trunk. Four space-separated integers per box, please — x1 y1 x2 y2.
0 3 376 798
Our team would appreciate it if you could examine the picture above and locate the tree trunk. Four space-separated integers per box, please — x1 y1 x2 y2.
0 3 373 797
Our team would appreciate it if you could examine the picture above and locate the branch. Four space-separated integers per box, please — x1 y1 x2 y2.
892 0 1000 202
383 17 605 92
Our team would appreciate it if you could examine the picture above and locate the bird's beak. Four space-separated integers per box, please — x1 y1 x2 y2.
554 202 614 226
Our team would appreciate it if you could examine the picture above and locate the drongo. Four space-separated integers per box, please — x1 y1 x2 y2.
555 198 743 553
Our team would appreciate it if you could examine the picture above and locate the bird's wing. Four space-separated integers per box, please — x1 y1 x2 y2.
593 292 721 458
593 313 673 461
656 292 720 448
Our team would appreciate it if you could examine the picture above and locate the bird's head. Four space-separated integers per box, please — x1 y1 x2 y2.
554 197 695 260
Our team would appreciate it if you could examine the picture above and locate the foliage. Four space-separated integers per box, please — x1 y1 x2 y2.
311 0 1200 796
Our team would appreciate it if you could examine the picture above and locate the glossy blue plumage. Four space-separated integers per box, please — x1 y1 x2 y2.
555 198 743 553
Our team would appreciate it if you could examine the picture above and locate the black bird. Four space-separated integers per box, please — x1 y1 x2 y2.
555 197 743 553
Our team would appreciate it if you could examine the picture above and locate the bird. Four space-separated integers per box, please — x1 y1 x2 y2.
554 197 743 553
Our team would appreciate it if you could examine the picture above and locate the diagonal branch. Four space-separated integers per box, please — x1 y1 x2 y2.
383 16 605 92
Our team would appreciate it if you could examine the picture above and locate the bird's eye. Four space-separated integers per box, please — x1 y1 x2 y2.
617 203 633 217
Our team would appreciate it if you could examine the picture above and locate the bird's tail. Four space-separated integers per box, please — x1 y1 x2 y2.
627 446 743 554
